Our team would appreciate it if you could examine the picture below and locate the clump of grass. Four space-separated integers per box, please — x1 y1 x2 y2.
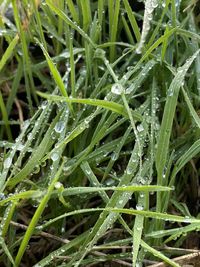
0 1 200 266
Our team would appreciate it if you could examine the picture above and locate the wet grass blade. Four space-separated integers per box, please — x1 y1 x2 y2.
155 50 200 213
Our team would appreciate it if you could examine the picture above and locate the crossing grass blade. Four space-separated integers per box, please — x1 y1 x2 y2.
37 91 143 120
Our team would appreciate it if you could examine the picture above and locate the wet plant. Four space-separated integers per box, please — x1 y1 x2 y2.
0 0 200 266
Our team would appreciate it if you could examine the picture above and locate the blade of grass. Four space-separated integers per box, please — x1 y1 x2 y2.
123 0 141 43
15 162 64 266
37 91 142 120
46 0 95 47
35 39 74 114
181 86 200 128
0 34 19 72
155 50 200 216
0 90 13 141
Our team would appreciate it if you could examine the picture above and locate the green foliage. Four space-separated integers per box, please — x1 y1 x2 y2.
0 1 200 266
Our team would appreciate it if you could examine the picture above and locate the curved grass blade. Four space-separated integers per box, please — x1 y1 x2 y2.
141 240 180 267
39 208 200 231
37 91 142 120
0 185 171 206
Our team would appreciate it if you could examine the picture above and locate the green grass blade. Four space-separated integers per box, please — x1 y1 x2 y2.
156 50 200 185
0 34 19 72
141 240 180 267
35 39 73 113
46 0 95 47
0 91 13 141
123 0 141 43
15 163 64 266
181 87 200 128
37 91 142 120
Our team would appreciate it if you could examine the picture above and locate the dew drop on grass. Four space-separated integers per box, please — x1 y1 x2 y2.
111 152 118 161
126 166 133 175
51 152 59 161
136 0 158 54
137 124 144 132
55 121 65 133
0 193 6 200
33 165 40 174
183 216 191 223
54 182 62 189
4 157 12 169
85 168 91 175
111 83 124 95
41 101 47 109
27 133 33 140
105 178 114 186
118 199 123 205
136 204 144 211
139 193 144 198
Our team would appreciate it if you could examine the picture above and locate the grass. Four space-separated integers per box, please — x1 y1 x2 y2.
0 0 200 266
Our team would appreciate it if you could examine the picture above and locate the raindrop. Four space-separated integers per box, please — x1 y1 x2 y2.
105 178 114 186
27 133 33 140
126 166 133 175
55 121 65 133
136 0 158 53
33 165 40 174
118 199 123 205
0 193 6 200
167 88 173 96
4 157 12 169
86 168 91 175
41 101 47 109
54 182 62 189
111 152 118 161
51 152 59 162
136 204 144 210
111 83 124 95
137 124 144 132
183 216 190 223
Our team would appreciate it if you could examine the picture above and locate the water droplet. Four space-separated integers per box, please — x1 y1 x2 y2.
126 166 133 175
86 168 91 175
183 216 190 223
105 178 114 186
33 165 40 174
111 83 124 95
137 124 144 132
54 182 62 189
55 121 65 133
111 152 118 161
4 157 12 169
136 204 144 210
51 152 59 161
167 88 173 96
41 101 47 109
0 193 6 200
27 133 33 140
